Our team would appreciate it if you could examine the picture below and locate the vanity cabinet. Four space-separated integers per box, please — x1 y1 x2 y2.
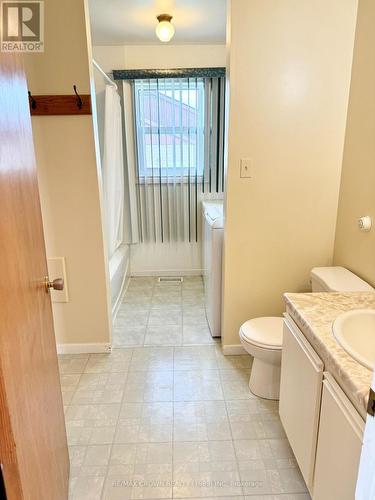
313 373 364 500
280 314 365 499
279 316 324 492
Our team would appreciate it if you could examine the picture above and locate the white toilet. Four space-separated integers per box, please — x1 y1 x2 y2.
239 317 283 400
239 266 374 400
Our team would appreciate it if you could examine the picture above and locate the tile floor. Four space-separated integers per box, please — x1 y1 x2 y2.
59 276 310 500
113 277 215 347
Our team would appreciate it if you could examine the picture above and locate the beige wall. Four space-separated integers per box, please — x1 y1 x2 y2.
333 0 375 287
24 0 111 348
92 44 226 73
222 0 358 347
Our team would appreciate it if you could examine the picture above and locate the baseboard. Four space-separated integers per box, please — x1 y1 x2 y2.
131 269 203 277
222 344 247 355
57 343 112 355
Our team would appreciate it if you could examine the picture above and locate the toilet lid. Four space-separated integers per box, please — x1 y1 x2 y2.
240 317 284 349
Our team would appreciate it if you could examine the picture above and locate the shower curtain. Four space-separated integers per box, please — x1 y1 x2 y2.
102 85 125 257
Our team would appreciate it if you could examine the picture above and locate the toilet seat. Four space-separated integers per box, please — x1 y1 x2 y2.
240 317 283 350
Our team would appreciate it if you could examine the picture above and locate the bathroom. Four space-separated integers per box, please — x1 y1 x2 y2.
0 0 374 499
90 8 228 348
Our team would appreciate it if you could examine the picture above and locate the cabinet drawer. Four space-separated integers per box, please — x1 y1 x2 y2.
313 373 364 500
279 315 324 493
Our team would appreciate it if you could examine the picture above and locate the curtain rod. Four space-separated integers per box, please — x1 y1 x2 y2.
92 59 118 89
112 67 226 81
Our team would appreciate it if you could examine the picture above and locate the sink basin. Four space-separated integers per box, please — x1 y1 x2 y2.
332 309 375 370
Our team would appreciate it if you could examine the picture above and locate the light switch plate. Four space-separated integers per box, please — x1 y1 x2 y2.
240 158 253 178
47 257 69 303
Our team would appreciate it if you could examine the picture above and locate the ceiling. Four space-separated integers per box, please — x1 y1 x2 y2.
88 0 227 46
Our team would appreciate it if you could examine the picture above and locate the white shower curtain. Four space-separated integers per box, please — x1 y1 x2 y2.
102 85 125 257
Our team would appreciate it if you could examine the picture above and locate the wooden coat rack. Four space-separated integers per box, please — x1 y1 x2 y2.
28 86 92 116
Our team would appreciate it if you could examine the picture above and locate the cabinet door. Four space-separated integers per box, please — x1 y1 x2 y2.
313 374 364 500
356 372 375 499
279 316 324 493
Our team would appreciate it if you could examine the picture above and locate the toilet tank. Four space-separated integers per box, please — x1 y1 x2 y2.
310 266 374 292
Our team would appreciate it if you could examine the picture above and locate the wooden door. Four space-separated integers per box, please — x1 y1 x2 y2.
0 52 69 499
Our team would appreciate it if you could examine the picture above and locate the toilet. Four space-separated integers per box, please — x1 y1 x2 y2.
239 317 283 400
239 266 374 400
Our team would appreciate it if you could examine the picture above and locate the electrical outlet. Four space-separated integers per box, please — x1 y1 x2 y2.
240 158 253 178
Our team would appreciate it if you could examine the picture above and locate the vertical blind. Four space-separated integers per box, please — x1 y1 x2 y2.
131 75 226 243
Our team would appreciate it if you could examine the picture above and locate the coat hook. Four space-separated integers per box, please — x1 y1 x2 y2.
73 85 83 110
28 90 37 110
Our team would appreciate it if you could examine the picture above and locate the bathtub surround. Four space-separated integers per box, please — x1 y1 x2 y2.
222 0 359 348
333 0 375 286
109 245 130 320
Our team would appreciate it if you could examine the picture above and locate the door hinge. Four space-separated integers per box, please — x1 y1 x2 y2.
367 388 375 417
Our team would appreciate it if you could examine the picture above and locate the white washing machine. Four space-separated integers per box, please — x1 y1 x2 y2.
202 201 224 337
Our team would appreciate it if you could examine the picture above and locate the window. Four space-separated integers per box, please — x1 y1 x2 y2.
129 73 225 242
134 78 205 179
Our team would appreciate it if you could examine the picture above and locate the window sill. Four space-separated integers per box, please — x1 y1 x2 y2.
137 176 204 185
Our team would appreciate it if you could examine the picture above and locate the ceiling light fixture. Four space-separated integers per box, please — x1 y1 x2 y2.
155 14 175 43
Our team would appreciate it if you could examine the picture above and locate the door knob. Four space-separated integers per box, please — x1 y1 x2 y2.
44 276 64 293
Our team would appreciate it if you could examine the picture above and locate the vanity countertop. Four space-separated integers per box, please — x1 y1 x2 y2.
284 291 375 419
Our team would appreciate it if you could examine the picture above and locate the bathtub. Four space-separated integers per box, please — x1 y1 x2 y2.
108 244 129 318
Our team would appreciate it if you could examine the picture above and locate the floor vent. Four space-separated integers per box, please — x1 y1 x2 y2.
157 276 183 284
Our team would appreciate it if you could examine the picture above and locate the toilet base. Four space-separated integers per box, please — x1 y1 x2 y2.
249 357 281 400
